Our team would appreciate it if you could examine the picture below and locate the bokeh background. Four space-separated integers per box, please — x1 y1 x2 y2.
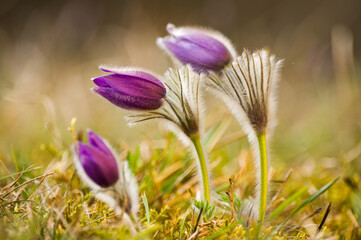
0 0 360 177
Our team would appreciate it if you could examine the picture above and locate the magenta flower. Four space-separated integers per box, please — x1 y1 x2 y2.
76 131 119 188
92 67 166 110
157 24 236 73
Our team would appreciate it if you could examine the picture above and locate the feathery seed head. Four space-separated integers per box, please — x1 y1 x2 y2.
208 49 283 135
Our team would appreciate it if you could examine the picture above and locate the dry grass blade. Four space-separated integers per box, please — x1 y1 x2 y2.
266 177 339 240
1 172 53 198
187 229 199 240
270 169 293 204
192 207 203 234
286 207 323 234
225 178 237 220
0 171 24 192
315 202 332 237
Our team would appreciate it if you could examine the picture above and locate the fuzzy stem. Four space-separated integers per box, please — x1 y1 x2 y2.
190 133 211 202
256 132 268 236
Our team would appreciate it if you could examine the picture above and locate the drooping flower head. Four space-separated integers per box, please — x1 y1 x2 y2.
157 24 237 74
208 49 283 137
77 131 119 187
92 67 166 111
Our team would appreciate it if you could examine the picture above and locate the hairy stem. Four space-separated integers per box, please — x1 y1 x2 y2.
190 133 211 202
257 132 268 236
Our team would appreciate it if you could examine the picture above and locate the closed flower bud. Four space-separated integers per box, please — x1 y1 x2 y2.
73 131 140 228
92 66 166 110
77 131 119 187
157 23 236 73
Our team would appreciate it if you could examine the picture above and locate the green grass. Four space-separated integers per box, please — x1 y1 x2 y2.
1 80 361 239
1 117 360 239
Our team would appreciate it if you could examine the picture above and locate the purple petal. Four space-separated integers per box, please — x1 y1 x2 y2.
92 87 163 110
160 25 233 73
88 131 113 157
165 24 231 62
81 154 111 187
93 76 111 88
162 36 230 73
97 74 166 100
99 68 166 91
178 33 231 61
78 142 119 187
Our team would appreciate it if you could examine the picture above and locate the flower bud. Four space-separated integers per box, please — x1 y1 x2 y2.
76 131 119 188
92 67 166 110
157 24 236 73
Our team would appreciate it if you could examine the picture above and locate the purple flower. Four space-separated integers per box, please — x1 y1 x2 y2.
157 24 236 73
92 67 166 110
76 131 119 188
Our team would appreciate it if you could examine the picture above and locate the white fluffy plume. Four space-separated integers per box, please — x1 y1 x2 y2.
208 49 283 136
207 49 283 219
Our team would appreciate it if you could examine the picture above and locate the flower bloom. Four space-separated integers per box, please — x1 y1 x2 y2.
157 24 236 73
92 67 166 110
77 131 119 187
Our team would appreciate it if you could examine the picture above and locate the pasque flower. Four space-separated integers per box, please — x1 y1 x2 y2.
73 131 139 229
157 24 236 73
77 131 119 187
92 66 166 110
207 49 283 230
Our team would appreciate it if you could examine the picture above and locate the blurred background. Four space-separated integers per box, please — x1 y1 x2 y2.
0 0 360 177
